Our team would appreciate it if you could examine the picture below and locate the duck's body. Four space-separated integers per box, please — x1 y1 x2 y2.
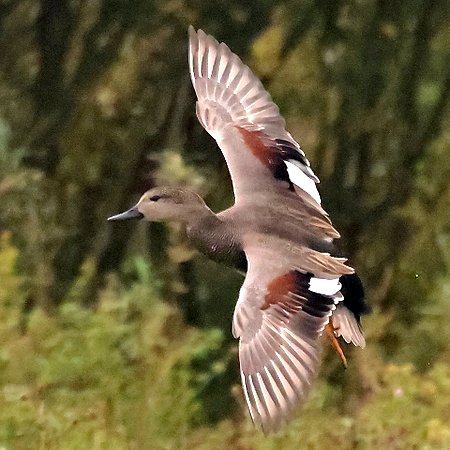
188 204 366 323
187 192 336 267
108 27 368 432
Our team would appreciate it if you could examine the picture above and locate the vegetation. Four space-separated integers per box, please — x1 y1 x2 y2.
0 1 449 448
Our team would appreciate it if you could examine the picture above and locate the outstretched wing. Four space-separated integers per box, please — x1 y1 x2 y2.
233 236 354 432
188 27 321 204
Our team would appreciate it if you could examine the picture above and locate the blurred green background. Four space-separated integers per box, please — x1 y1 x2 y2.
0 1 449 449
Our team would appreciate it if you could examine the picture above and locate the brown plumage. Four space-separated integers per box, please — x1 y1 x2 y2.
108 27 367 433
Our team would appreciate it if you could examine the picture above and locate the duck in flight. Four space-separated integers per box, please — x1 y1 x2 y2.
108 27 368 432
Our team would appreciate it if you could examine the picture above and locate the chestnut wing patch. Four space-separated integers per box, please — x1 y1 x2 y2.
237 127 312 191
262 271 337 319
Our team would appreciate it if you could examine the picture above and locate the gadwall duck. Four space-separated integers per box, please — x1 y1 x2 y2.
108 27 368 432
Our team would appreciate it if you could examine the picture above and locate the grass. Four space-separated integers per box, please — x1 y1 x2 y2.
1 233 450 449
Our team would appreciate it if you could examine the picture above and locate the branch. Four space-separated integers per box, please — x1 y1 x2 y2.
71 6 128 91
0 2 14 36
363 0 448 225
34 0 75 112
397 0 439 128
24 0 75 174
280 3 317 59
411 66 450 163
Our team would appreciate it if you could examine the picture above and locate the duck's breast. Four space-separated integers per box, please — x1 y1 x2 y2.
187 215 247 271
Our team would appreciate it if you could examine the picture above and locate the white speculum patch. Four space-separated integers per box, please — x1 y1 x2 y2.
284 160 321 204
309 277 341 296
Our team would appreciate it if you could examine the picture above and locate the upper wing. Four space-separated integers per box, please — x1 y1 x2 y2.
188 27 321 204
233 236 353 432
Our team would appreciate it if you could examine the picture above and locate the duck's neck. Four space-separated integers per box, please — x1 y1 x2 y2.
186 211 246 271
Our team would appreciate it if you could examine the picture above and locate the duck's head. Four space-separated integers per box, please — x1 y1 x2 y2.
107 187 209 224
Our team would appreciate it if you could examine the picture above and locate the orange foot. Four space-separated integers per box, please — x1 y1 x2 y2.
325 323 348 369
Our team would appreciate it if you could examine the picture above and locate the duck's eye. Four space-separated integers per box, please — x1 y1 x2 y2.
149 195 161 202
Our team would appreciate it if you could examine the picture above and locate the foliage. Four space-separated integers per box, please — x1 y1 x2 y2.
0 239 233 449
1 236 450 449
0 0 450 448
